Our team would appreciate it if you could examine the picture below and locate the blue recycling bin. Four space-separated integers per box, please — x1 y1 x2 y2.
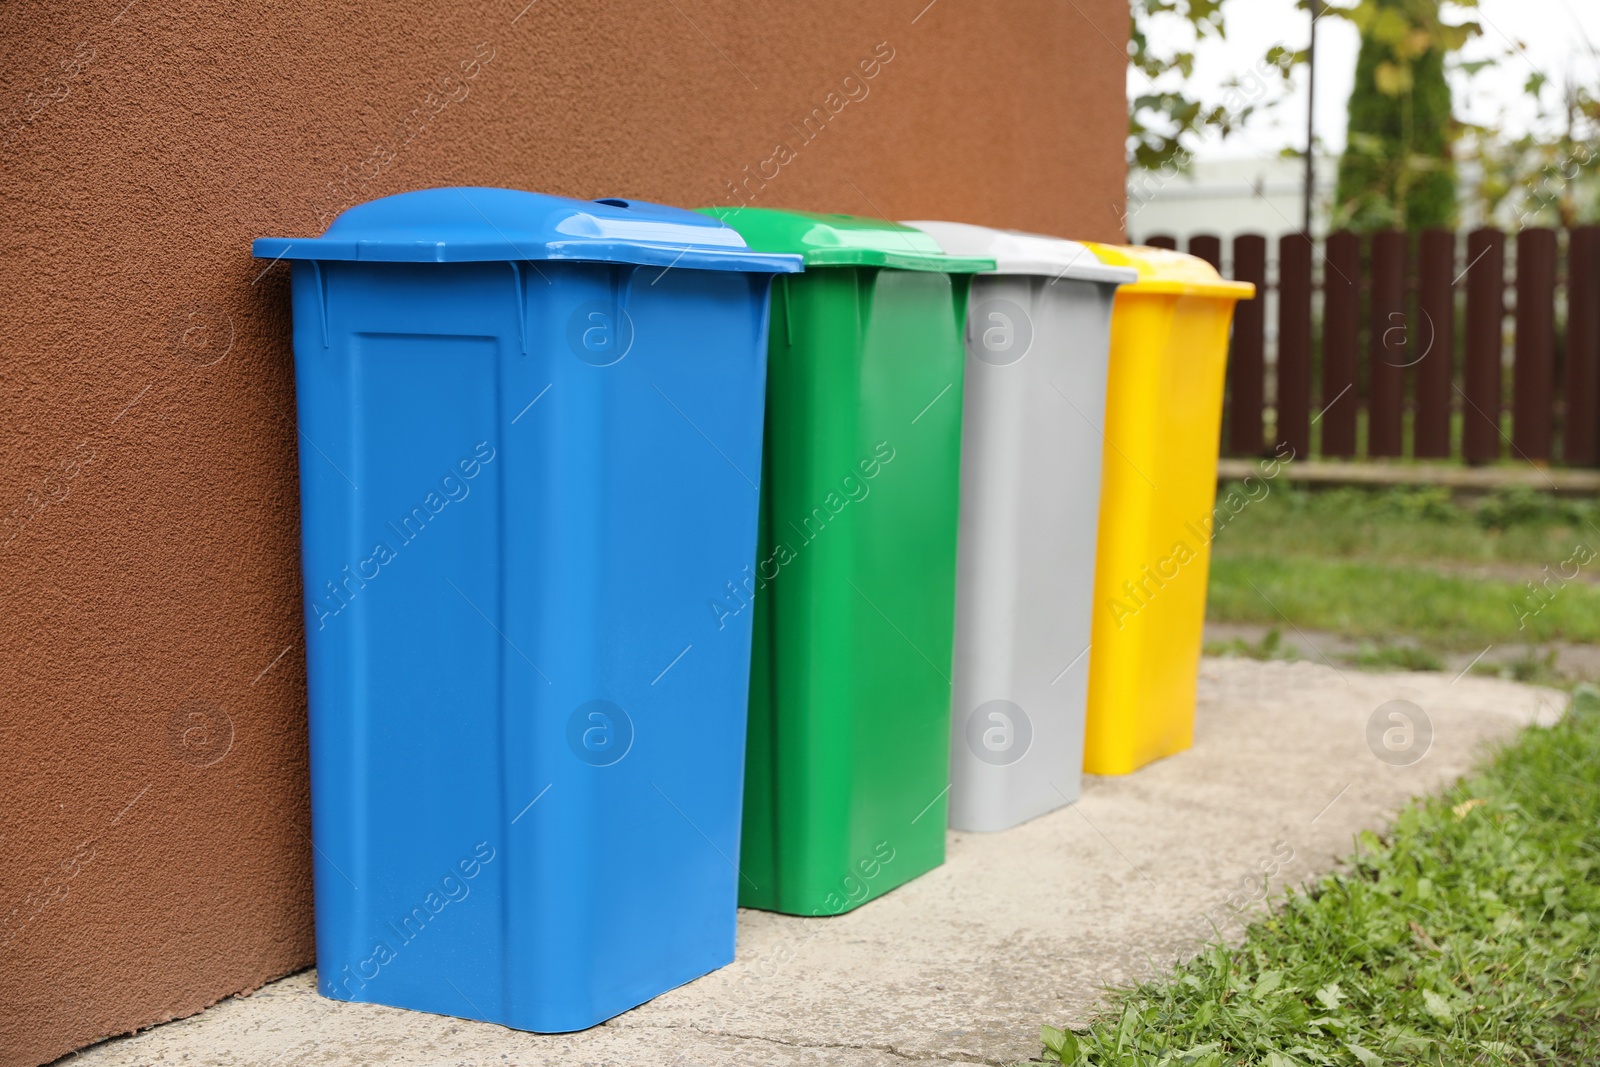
254 187 802 1032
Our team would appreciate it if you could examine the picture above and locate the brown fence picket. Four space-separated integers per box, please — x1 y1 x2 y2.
1513 228 1558 461
1145 235 1177 250
1188 234 1222 273
1320 230 1361 457
1276 233 1314 456
1138 227 1588 467
1188 234 1227 452
1414 229 1455 459
1228 234 1267 455
1368 231 1407 457
1463 228 1505 464
1563 226 1600 467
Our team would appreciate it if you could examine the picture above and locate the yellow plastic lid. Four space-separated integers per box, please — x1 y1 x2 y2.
1082 242 1256 299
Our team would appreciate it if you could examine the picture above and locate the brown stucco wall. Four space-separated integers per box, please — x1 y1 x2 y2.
0 1 1128 1063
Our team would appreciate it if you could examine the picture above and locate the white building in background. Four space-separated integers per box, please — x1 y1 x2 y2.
1125 154 1514 252
1125 155 1339 253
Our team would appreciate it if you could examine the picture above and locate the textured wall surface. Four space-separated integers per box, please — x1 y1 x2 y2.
0 1 1127 1063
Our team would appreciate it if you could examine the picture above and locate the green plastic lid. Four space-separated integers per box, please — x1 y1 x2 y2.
698 207 995 273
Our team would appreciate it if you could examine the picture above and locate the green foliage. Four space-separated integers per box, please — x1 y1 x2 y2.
1333 0 1473 230
1125 0 1597 227
1041 696 1600 1064
1127 0 1298 172
1459 65 1600 227
1474 486 1599 531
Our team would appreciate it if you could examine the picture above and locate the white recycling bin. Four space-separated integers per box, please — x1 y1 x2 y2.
904 221 1135 832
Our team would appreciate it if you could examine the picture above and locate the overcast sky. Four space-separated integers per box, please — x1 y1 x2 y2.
1132 0 1600 161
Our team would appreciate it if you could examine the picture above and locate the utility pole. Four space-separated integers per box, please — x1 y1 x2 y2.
1303 0 1320 236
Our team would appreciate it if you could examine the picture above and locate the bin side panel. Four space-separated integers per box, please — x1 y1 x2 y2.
743 270 866 914
1084 292 1235 775
738 277 792 908
850 268 963 903
508 265 766 1029
296 263 510 1021
950 276 1116 831
744 268 964 915
297 261 769 1033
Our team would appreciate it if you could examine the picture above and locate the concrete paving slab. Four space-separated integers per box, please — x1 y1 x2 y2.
65 659 1565 1067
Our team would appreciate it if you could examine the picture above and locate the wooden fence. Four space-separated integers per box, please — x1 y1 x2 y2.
1143 228 1600 466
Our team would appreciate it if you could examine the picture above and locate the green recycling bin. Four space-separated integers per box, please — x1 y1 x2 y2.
700 207 993 915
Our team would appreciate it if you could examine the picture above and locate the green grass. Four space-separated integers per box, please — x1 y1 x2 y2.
1039 688 1600 1066
1206 485 1600 660
1203 629 1447 673
1207 555 1600 651
1205 628 1300 663
1210 484 1600 570
1349 643 1446 673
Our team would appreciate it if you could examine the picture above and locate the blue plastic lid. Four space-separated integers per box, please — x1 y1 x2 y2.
254 187 804 274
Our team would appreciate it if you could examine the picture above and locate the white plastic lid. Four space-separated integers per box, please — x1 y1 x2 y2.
901 220 1137 284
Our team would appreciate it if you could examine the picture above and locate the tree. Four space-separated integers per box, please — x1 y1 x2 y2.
1460 73 1600 228
1127 0 1298 174
1333 0 1478 231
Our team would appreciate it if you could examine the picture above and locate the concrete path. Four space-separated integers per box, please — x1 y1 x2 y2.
68 659 1564 1067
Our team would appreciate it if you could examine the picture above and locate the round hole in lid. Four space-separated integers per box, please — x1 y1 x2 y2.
595 198 630 208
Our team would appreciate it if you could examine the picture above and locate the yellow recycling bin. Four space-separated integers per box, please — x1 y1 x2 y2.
1080 244 1255 775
